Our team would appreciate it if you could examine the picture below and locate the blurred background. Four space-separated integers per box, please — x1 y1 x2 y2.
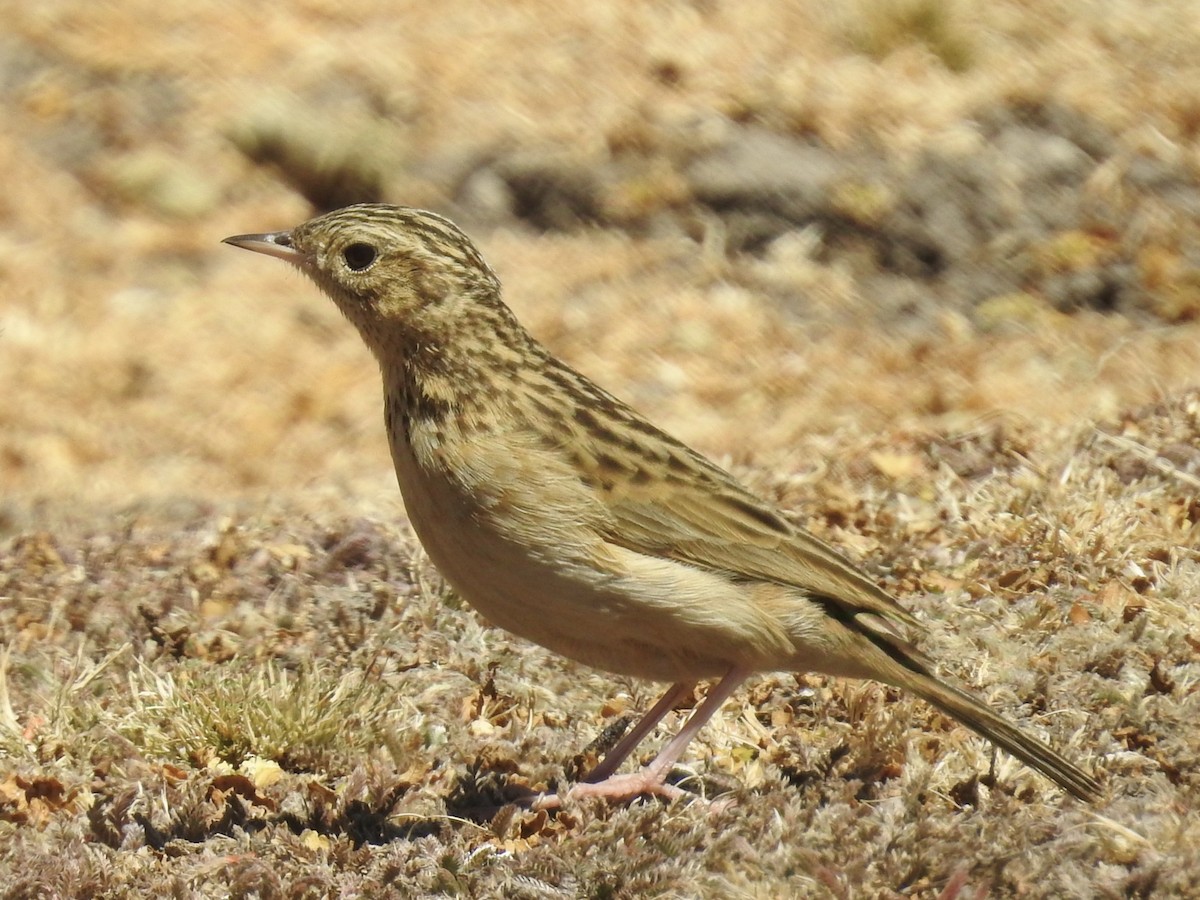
4 0 1200 527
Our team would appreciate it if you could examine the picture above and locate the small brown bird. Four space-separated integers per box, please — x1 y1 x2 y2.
224 204 1100 806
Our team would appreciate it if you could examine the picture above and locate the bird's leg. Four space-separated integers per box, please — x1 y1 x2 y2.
582 681 696 784
533 666 751 809
624 666 749 791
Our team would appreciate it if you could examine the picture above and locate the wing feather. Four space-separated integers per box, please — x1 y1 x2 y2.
540 357 919 634
593 440 919 632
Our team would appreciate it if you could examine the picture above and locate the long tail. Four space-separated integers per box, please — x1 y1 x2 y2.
901 664 1101 801
837 607 1102 800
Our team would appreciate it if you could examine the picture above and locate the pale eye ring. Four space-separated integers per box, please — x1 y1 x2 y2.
342 242 377 271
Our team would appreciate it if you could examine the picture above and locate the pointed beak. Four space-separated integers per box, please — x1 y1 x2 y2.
222 230 304 265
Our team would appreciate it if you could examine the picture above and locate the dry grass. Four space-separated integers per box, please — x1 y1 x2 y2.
3 1 1200 896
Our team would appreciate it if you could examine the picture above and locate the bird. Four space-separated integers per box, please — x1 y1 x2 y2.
223 203 1101 806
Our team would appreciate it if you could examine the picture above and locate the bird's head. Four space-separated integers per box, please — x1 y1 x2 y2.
224 203 507 359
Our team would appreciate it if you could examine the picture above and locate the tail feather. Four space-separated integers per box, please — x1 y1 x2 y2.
906 669 1101 801
840 607 1102 801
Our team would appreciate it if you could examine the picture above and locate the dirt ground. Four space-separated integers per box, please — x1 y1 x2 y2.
2 1 1200 896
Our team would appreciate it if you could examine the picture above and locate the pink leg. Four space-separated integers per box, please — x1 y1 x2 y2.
533 667 751 810
583 681 696 783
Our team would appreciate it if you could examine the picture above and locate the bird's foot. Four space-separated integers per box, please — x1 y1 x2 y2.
530 770 687 811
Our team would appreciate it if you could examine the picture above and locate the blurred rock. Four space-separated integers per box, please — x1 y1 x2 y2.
443 99 1200 325
96 149 221 219
229 107 392 212
686 126 847 222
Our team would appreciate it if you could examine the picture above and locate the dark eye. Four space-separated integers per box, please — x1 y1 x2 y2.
342 242 377 271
